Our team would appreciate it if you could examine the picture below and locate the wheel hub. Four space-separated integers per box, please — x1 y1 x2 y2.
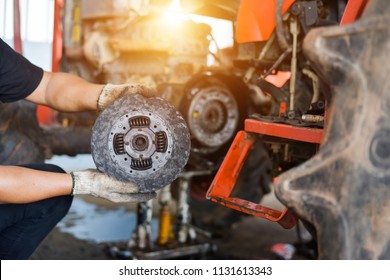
200 100 227 133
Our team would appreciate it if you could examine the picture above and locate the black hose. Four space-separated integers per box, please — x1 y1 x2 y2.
256 79 288 104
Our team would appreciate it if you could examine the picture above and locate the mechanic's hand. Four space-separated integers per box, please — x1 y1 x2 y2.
97 83 157 112
70 169 156 203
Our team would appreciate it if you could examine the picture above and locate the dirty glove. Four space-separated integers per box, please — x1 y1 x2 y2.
70 169 156 203
97 83 157 112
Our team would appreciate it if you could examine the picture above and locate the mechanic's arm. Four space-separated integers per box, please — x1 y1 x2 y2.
26 71 103 112
25 71 157 112
0 166 72 203
0 166 156 204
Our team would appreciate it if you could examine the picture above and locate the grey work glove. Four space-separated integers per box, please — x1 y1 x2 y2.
70 169 156 203
97 83 158 112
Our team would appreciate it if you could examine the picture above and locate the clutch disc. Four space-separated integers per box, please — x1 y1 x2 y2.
91 94 191 192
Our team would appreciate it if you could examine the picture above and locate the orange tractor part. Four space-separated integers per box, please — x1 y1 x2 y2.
235 0 295 43
207 0 370 229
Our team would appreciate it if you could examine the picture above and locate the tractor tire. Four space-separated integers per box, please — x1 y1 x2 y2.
274 0 390 259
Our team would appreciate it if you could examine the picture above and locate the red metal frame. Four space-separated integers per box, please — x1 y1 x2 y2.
206 130 298 229
206 119 322 229
52 0 64 73
340 0 370 25
36 0 64 124
13 0 23 54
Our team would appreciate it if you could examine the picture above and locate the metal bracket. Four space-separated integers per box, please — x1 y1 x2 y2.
206 112 324 229
206 130 298 229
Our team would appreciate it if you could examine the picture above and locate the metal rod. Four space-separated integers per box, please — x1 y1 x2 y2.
177 176 191 244
289 18 299 111
260 47 292 80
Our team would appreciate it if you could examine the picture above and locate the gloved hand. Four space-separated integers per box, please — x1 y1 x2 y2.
97 83 157 112
70 169 156 203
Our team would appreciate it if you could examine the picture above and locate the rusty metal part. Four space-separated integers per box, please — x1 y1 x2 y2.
186 85 239 149
274 0 390 259
180 73 250 158
206 130 298 229
91 94 191 192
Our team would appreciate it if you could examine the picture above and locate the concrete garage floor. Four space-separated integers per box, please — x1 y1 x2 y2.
30 155 313 260
30 193 312 260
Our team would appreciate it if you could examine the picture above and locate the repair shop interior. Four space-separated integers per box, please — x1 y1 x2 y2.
2 0 388 260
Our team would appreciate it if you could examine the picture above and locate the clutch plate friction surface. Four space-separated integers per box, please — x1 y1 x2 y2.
91 94 191 192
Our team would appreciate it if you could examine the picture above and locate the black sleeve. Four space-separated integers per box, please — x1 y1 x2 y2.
0 38 44 103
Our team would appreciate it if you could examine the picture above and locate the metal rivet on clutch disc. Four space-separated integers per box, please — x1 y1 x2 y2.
91 94 191 192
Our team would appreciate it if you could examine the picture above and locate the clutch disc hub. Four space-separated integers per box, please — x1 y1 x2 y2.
108 110 172 176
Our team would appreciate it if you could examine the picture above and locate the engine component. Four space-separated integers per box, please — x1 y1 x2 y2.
274 0 390 259
179 74 250 160
91 94 191 192
184 83 239 150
